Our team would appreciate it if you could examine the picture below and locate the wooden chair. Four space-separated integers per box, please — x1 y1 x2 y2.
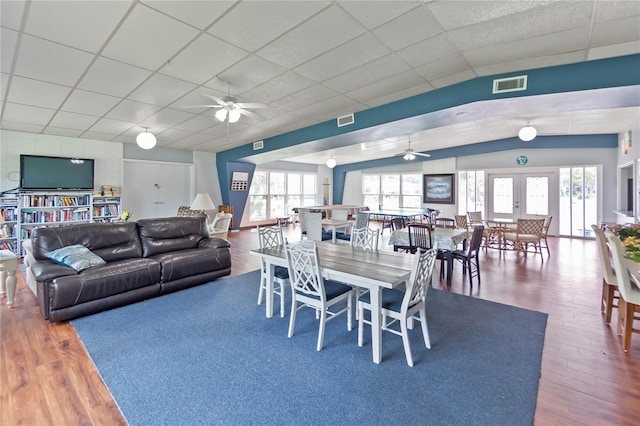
257 225 289 318
539 216 553 256
390 217 406 231
284 240 353 351
454 214 468 230
451 225 484 287
592 225 619 324
503 218 545 261
357 248 437 366
407 223 432 254
604 232 640 352
467 211 483 226
435 217 455 228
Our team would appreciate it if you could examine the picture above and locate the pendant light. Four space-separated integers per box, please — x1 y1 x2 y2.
518 122 537 141
136 128 157 149
326 157 337 168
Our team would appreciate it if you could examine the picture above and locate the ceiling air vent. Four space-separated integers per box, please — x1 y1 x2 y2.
337 114 354 127
253 140 264 150
492 75 527 94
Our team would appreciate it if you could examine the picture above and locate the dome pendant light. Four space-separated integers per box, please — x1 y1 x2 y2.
136 127 157 149
518 122 537 141
326 157 337 168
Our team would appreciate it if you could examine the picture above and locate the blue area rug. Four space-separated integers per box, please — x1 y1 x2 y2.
72 270 547 426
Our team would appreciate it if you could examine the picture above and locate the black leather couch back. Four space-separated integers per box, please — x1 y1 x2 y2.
32 222 142 262
137 216 208 257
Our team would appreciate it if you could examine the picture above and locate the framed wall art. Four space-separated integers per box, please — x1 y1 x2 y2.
423 174 455 204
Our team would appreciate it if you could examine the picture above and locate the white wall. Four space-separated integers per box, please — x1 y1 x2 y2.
193 150 221 206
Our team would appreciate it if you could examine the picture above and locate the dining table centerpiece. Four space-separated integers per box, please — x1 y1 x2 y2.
612 223 640 262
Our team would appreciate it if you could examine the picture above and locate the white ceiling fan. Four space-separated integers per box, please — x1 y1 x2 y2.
182 81 267 123
395 139 431 160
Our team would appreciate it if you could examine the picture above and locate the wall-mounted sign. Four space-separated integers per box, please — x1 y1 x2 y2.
230 171 249 191
516 155 528 165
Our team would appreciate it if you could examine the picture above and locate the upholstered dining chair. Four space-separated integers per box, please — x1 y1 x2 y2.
284 240 353 351
256 225 289 318
451 225 485 287
357 247 437 366
604 231 640 352
592 224 619 324
503 218 545 261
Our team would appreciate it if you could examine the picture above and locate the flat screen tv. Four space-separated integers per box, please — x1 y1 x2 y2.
20 155 95 191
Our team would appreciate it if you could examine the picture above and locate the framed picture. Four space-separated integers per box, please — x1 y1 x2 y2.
423 174 455 204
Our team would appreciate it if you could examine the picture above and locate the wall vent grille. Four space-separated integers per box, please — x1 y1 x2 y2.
337 114 354 127
253 140 264 150
493 75 527 94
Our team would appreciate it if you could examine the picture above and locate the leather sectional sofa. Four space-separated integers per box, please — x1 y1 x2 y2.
30 216 232 322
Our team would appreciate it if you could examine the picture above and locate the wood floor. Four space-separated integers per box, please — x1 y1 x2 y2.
1 223 639 425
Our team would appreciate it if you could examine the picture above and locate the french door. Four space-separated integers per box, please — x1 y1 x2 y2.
487 173 553 224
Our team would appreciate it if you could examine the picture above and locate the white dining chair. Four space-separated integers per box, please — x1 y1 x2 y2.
284 239 353 351
591 224 618 324
349 227 379 318
305 211 332 241
257 225 289 318
357 247 437 366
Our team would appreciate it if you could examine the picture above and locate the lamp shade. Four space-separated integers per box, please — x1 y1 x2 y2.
190 193 215 211
136 130 157 149
228 109 241 123
326 158 337 168
518 125 537 141
403 153 415 161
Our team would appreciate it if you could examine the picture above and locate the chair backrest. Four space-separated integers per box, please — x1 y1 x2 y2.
408 223 432 251
284 240 326 301
332 209 349 221
390 217 406 231
517 218 545 236
468 211 483 225
605 231 638 302
543 216 553 235
592 224 616 285
454 215 468 229
435 217 455 228
298 208 310 238
467 225 485 256
402 248 438 313
354 211 370 229
305 212 324 241
258 225 284 249
177 206 205 218
350 227 379 251
425 208 439 226
211 213 232 231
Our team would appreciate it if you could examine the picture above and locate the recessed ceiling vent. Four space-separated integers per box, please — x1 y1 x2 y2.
492 75 527 94
253 140 264 150
337 114 354 127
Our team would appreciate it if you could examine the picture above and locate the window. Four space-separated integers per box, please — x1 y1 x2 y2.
559 166 597 237
249 171 317 221
457 171 485 215
362 173 422 209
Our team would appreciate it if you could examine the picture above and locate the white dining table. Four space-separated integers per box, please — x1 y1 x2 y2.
250 242 415 364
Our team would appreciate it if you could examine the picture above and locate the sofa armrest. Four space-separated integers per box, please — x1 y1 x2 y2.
198 237 231 249
31 259 77 282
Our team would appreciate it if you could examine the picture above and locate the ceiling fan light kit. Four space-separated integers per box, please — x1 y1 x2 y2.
136 128 157 149
403 153 416 161
519 123 537 141
396 138 430 160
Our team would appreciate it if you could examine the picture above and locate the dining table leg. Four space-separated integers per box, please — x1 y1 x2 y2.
370 286 383 364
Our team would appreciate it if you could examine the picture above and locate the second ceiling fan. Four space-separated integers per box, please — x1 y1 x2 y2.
184 80 267 123
395 139 431 160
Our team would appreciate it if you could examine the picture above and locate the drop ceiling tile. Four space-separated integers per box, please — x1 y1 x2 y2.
397 34 460 68
101 3 200 71
81 130 119 141
1 28 17 74
105 99 162 122
78 57 152 97
208 1 329 52
364 82 434 108
0 1 24 30
338 1 420 29
157 128 193 143
372 7 442 51
25 1 131 52
49 111 100 131
257 5 366 69
89 117 137 135
295 33 391 82
0 120 44 134
240 71 315 104
61 89 121 117
174 115 218 133
0 73 8 101
159 33 249 85
5 76 71 109
43 126 85 138
211 55 286 95
144 1 235 30
173 131 214 145
3 102 56 125
415 54 471 82
14 34 94 86
322 54 411 93
592 16 640 47
426 1 542 30
595 1 640 22
346 70 426 104
144 108 195 129
431 69 477 89
271 84 340 111
128 73 197 106
474 51 585 76
588 40 640 60
294 95 366 121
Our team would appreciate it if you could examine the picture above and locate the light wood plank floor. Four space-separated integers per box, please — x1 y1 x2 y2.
1 223 639 425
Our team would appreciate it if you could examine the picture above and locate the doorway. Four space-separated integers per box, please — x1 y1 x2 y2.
487 173 553 225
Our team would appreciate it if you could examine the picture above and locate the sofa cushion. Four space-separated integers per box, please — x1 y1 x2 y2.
137 217 208 257
45 244 106 272
49 258 162 310
150 247 230 283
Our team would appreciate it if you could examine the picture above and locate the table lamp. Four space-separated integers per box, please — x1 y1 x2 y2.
190 193 216 225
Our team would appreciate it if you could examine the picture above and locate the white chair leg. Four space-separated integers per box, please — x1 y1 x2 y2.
419 307 431 349
288 300 297 338
357 302 364 347
400 318 414 367
257 271 266 305
279 282 286 318
347 294 353 331
317 310 327 351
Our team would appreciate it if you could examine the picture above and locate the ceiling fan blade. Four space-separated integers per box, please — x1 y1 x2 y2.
235 102 268 109
203 94 227 105
180 104 223 109
414 152 431 157
238 108 263 119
